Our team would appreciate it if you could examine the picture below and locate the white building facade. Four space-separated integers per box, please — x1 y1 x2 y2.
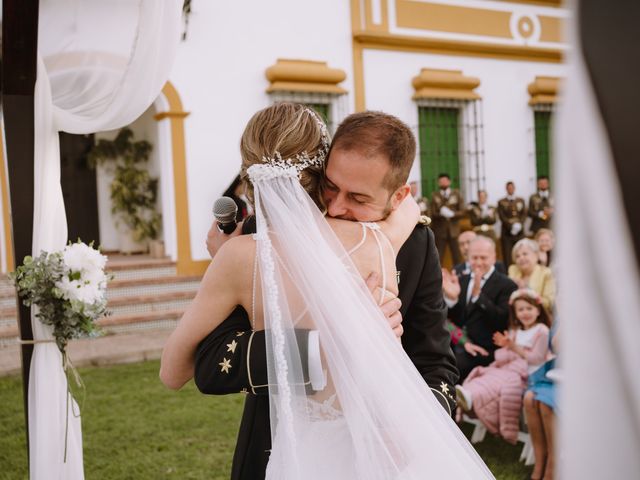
0 0 567 274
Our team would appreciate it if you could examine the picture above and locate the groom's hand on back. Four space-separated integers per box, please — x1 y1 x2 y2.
366 273 403 339
206 220 241 258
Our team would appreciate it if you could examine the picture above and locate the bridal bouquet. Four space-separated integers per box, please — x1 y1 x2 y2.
11 241 108 355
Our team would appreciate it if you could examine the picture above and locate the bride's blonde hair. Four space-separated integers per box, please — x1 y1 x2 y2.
240 102 329 208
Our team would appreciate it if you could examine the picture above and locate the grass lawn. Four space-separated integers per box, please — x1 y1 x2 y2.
0 360 532 479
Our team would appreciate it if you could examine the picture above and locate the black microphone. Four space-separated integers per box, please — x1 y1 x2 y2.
213 197 238 234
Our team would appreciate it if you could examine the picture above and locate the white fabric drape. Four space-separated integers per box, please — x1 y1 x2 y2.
30 2 182 478
248 165 494 479
556 2 640 477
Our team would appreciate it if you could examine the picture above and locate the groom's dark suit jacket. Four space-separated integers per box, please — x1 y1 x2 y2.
193 221 458 480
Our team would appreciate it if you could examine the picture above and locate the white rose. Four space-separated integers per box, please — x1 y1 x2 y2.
63 242 107 275
58 242 108 305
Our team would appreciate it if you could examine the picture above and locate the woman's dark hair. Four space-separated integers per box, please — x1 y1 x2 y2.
508 295 552 329
223 174 242 198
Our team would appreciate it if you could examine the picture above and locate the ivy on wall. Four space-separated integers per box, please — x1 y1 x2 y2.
88 128 162 243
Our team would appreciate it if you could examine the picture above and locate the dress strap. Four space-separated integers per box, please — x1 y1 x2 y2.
346 223 368 255
368 228 388 305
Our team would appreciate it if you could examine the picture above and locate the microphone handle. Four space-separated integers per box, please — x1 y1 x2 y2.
217 221 237 234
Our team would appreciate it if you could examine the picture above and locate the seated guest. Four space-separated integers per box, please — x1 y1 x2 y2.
453 230 476 276
535 228 555 267
454 230 506 277
442 236 518 380
524 323 560 480
509 239 556 311
455 289 551 444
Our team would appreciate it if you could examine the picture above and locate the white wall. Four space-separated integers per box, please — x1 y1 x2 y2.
362 48 566 205
168 0 355 260
96 107 162 251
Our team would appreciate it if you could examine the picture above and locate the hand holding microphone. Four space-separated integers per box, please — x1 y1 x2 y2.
213 196 239 234
207 197 240 258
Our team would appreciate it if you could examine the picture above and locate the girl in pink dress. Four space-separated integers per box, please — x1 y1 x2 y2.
455 288 552 443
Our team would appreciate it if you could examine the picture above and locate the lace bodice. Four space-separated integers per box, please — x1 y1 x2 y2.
306 394 342 421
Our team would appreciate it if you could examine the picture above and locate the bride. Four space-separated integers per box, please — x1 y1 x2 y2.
160 102 494 479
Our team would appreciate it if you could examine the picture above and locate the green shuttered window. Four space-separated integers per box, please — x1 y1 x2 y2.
418 106 460 198
534 110 552 180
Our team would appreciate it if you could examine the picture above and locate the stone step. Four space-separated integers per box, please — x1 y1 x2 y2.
106 257 177 282
107 291 195 317
0 285 198 322
0 306 17 329
0 308 184 347
106 275 201 300
0 323 19 346
97 309 184 334
0 277 15 299
0 295 17 311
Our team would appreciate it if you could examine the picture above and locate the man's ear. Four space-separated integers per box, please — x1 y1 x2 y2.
389 184 411 210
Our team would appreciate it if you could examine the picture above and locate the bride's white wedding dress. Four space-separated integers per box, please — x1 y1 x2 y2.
249 163 494 479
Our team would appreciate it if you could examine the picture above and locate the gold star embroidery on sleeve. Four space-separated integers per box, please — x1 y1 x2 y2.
236 331 245 337
226 340 238 354
440 382 450 395
219 358 232 374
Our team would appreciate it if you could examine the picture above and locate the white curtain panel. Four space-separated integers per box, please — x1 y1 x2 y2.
29 2 182 478
556 3 640 478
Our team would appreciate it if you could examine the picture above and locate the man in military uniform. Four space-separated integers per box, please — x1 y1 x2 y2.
498 181 527 264
410 180 430 216
528 175 554 234
468 189 498 241
430 173 465 265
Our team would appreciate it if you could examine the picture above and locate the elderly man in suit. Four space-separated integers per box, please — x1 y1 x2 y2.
442 235 518 381
430 173 465 265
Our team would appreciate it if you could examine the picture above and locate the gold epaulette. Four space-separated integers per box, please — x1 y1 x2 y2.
418 215 431 226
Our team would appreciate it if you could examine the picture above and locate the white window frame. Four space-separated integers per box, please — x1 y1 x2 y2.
414 97 485 202
269 91 348 134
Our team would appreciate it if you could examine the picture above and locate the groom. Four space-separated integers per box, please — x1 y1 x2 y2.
197 111 458 480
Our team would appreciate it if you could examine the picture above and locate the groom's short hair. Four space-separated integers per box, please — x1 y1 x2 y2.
330 111 416 191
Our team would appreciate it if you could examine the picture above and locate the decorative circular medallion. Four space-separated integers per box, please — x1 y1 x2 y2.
518 17 534 38
510 12 541 44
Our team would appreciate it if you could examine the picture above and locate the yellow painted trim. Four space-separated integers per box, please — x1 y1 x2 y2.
396 0 512 39
352 40 366 111
497 0 562 6
412 68 481 100
528 75 562 104
353 31 564 63
364 0 389 32
0 132 14 271
539 15 563 43
156 81 209 276
265 59 347 95
350 0 363 31
153 111 190 121
267 82 347 95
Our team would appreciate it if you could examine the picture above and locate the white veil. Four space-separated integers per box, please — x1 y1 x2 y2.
248 155 494 479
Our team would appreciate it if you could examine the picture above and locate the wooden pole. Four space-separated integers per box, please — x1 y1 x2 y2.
1 0 40 461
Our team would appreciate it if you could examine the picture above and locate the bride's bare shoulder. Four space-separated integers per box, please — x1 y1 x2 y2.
206 235 256 279
325 217 365 243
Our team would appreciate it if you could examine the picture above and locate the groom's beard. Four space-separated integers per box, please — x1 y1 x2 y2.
328 196 394 222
